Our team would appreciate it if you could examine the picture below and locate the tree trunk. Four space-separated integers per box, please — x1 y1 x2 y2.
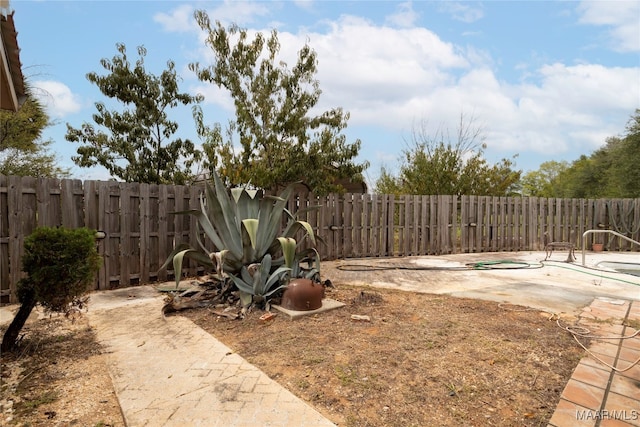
1 288 36 353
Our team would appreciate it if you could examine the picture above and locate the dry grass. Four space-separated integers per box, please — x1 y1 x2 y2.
181 284 584 427
0 315 124 426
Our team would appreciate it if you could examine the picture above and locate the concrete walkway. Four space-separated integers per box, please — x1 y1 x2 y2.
87 286 335 427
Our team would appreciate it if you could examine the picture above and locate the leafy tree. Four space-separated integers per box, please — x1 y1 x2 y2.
376 115 521 196
0 88 46 152
66 43 203 184
0 140 69 178
520 161 570 197
1 227 101 353
553 155 604 198
535 109 640 198
0 88 69 177
190 11 368 195
603 110 640 197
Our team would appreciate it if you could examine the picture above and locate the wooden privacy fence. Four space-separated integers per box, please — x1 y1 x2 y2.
294 194 640 258
2 175 639 303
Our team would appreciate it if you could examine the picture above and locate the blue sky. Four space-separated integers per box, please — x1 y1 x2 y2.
11 0 640 186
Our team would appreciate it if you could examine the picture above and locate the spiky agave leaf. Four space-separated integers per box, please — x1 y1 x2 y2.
161 242 216 286
289 247 321 280
268 219 316 256
172 206 225 251
172 248 215 288
207 176 243 256
161 242 193 271
227 254 291 303
277 237 297 269
231 185 260 221
254 193 289 257
261 266 291 297
164 171 321 297
282 219 316 245
242 219 259 249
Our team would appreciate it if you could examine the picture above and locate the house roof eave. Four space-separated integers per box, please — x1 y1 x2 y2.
0 9 26 111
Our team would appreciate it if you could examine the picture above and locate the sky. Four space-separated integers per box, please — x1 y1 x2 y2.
10 0 640 186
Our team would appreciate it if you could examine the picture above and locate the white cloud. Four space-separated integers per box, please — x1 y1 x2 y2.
154 4 194 33
189 14 468 124
316 26 636 157
438 2 484 23
376 150 399 164
156 0 272 32
191 83 235 112
305 15 468 117
184 8 638 168
293 0 314 12
211 1 272 26
577 1 640 52
31 80 83 118
534 63 638 111
461 31 482 37
385 1 419 28
482 63 638 155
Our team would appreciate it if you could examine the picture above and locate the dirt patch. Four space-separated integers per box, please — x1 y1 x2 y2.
0 312 124 426
1 282 585 427
181 285 584 427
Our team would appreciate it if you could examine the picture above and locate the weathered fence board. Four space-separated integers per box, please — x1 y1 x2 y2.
0 176 9 299
139 183 151 284
1 175 639 303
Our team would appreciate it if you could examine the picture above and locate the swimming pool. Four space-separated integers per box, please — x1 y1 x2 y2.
596 261 640 277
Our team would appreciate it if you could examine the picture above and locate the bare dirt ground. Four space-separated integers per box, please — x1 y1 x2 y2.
1 283 585 427
0 313 124 427
182 284 585 427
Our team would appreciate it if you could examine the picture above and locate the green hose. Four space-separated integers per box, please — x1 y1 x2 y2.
541 261 640 286
466 260 542 270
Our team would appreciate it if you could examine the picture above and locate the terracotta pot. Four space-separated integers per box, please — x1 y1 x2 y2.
280 278 324 311
592 243 604 252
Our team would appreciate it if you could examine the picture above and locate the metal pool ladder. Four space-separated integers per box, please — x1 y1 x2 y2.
581 229 640 266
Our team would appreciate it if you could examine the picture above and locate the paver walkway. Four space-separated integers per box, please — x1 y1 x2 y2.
87 286 335 427
548 297 640 427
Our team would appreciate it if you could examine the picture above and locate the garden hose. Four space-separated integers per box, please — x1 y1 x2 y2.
336 264 469 271
336 259 640 286
464 260 543 270
541 260 640 287
337 260 542 272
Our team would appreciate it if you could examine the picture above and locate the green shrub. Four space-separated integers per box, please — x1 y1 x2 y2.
2 226 101 352
18 226 102 311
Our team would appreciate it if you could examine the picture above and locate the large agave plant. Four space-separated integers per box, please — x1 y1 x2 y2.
162 171 319 302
